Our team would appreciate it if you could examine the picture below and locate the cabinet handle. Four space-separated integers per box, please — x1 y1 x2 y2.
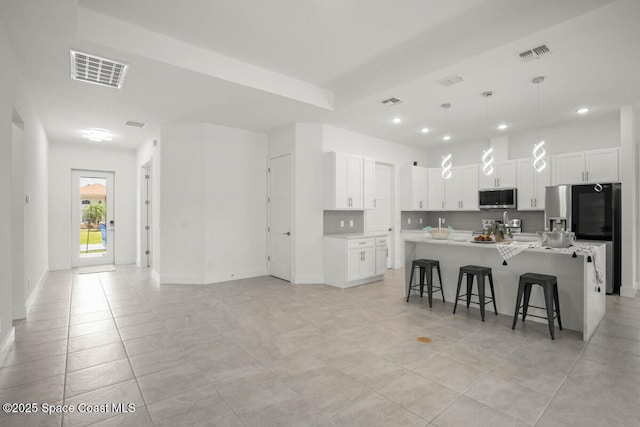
386 248 388 257
586 171 589 182
582 171 585 182
374 199 376 208
531 198 533 208
441 201 444 209
419 201 423 208
534 198 537 207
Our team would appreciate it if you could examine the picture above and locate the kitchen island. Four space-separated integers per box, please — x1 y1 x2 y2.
404 235 606 341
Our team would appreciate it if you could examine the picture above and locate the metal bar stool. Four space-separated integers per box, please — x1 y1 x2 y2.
453 265 497 321
406 259 444 307
512 272 563 339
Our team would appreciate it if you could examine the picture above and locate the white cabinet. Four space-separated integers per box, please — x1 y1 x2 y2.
479 161 517 189
324 152 371 210
429 165 478 211
553 148 619 185
324 236 384 288
363 156 376 210
400 165 429 210
517 158 551 210
375 236 388 276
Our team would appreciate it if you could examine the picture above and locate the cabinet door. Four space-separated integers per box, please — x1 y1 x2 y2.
533 160 551 209
497 161 517 188
363 157 376 210
412 166 429 210
427 168 444 210
554 153 585 185
347 155 363 209
444 168 462 210
361 248 375 277
375 246 387 275
479 170 497 189
328 152 350 209
460 165 479 210
586 149 619 183
517 159 535 210
347 250 362 281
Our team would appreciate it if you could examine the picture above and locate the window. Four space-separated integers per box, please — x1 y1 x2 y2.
82 200 90 205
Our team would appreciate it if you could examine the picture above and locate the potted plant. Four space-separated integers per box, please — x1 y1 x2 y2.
490 222 512 242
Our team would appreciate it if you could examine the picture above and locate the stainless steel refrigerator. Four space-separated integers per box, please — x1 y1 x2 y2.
545 183 621 294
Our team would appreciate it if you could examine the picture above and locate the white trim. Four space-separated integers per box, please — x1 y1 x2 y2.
49 263 71 271
160 269 268 285
115 257 137 265
621 286 637 297
25 270 48 309
151 269 160 282
292 274 325 284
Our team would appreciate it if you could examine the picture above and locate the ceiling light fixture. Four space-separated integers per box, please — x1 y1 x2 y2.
421 127 430 134
532 76 547 173
441 154 452 179
498 123 508 130
392 117 402 124
576 107 590 114
443 135 451 141
481 91 495 176
81 128 113 142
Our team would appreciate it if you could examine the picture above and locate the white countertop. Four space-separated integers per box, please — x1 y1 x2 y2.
323 232 388 239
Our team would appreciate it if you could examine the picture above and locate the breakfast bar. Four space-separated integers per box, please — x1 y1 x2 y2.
404 236 606 341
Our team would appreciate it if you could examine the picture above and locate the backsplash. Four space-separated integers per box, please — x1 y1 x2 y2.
400 209 544 232
324 210 364 234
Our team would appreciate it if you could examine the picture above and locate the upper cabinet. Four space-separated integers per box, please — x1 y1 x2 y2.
324 152 375 210
478 160 517 189
428 165 479 211
517 158 551 210
400 165 429 210
552 148 619 185
363 156 376 210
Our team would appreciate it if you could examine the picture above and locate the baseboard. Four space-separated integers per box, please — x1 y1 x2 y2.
204 269 268 285
620 286 637 297
0 327 15 355
292 274 325 284
49 263 70 271
25 269 48 308
12 305 26 320
159 274 207 285
115 257 136 265
151 269 160 282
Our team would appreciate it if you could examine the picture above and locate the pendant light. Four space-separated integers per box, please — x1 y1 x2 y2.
481 91 495 176
441 103 452 179
532 76 547 172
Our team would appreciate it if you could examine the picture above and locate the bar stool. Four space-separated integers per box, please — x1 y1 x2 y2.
406 259 444 308
512 273 563 339
453 265 497 321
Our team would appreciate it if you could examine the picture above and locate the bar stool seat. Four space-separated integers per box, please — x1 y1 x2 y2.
453 265 497 321
406 259 444 307
512 273 563 339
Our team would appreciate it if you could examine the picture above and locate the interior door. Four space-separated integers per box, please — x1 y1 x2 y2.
366 163 393 268
71 170 115 267
269 154 292 281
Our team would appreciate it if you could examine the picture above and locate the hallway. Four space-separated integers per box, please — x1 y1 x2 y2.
1 267 639 426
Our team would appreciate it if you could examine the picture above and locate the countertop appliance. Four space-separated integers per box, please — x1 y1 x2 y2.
478 218 522 234
545 183 621 294
479 188 517 209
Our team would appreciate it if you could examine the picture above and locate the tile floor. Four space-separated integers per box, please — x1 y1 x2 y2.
0 266 639 426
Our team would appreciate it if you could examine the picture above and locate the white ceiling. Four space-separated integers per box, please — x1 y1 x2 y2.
1 0 638 150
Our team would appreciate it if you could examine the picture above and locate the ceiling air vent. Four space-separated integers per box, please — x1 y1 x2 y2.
516 44 551 62
437 74 464 87
70 50 129 89
381 97 403 106
125 120 146 128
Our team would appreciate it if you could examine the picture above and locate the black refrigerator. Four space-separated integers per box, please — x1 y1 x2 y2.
571 183 621 294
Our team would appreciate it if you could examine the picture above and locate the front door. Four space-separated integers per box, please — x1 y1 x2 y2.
366 163 393 268
71 170 115 267
268 154 292 281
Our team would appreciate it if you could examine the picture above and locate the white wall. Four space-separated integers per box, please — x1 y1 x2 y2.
0 21 49 346
322 125 430 267
160 123 268 284
48 143 137 270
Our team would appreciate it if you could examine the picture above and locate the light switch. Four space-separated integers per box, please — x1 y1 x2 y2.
419 218 423 224
349 220 354 227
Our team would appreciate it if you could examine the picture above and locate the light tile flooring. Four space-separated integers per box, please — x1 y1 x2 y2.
1 266 639 426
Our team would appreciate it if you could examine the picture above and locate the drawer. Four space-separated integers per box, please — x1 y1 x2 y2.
375 236 388 247
347 238 374 249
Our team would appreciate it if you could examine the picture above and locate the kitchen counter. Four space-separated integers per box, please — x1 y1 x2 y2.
324 231 388 239
403 236 606 341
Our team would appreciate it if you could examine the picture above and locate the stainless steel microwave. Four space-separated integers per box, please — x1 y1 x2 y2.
479 188 517 209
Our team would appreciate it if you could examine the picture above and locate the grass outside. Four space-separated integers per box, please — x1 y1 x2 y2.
80 229 104 245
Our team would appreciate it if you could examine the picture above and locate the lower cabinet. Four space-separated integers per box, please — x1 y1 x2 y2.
375 236 389 276
324 235 386 288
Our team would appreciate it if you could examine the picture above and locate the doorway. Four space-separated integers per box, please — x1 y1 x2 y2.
268 154 292 281
140 162 152 268
366 162 394 268
71 170 115 267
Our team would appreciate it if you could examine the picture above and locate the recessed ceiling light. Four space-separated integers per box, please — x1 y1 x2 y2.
498 123 508 130
421 127 430 134
576 107 590 114
443 135 451 141
81 128 113 142
392 117 402 124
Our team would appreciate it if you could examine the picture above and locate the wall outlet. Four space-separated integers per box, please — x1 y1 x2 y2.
349 219 354 227
419 218 423 224
340 220 344 227
407 218 411 224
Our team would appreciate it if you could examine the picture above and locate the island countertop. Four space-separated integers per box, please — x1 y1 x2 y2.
403 237 606 341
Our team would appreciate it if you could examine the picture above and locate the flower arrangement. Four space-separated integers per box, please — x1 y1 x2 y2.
490 222 512 242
